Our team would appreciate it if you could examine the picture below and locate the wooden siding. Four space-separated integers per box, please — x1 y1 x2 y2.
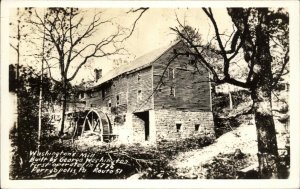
152 42 212 111
85 42 211 113
127 67 153 113
84 66 154 114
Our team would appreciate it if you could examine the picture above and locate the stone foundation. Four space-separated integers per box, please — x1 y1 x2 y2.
154 109 215 141
103 109 215 144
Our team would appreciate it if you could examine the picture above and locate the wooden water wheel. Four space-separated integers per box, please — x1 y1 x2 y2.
73 109 113 142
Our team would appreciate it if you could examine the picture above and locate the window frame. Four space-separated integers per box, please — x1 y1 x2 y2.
107 99 112 108
170 86 175 97
137 89 142 101
168 68 175 79
116 94 120 106
176 123 182 133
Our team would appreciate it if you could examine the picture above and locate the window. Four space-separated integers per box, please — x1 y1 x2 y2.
91 91 97 97
116 95 120 106
87 92 92 98
157 83 163 93
90 104 96 107
195 124 200 131
189 59 196 65
176 123 182 132
137 90 142 101
108 99 111 107
189 55 196 64
102 90 105 100
170 86 175 97
168 68 175 79
137 74 141 81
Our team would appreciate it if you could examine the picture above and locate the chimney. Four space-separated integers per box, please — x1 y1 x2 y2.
94 69 102 82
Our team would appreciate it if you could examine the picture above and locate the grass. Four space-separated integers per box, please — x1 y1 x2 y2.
10 136 214 179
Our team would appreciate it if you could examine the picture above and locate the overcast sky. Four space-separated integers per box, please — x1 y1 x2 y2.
9 8 233 84
95 8 232 82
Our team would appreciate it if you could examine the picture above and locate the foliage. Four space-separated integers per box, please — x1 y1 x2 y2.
26 7 148 135
175 25 203 46
202 150 290 179
212 90 252 137
202 153 252 179
10 136 214 179
9 65 56 179
172 8 289 178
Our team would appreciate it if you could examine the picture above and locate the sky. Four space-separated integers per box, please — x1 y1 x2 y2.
9 7 233 84
94 8 233 82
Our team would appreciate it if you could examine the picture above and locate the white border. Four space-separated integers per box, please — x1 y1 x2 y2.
1 1 299 189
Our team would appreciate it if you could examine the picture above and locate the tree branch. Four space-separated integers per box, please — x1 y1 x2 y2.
272 49 289 88
124 7 149 40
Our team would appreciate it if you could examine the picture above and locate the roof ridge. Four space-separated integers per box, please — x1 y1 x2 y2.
91 40 182 88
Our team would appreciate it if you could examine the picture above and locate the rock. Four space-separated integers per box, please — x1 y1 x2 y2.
127 172 144 180
236 170 259 179
156 173 164 179
234 149 245 159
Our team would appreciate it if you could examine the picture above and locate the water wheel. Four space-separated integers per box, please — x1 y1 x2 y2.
77 109 112 142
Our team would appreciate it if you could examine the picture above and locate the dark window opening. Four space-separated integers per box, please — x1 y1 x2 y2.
195 124 200 131
183 62 188 69
176 123 182 132
91 91 96 97
79 92 84 99
189 55 196 65
137 74 141 81
170 86 175 97
87 92 91 98
137 90 142 101
108 100 111 107
90 104 96 107
186 51 190 57
168 68 175 79
116 95 120 105
102 90 105 100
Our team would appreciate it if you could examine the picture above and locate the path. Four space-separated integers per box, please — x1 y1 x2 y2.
169 123 258 178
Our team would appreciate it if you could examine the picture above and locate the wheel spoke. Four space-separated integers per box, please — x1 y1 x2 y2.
93 120 100 131
87 118 93 131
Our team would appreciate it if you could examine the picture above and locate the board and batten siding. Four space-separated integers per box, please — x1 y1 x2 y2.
152 42 212 112
85 66 154 114
127 66 153 113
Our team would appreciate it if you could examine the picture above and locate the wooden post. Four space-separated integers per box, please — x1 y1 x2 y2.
228 85 233 110
37 9 46 151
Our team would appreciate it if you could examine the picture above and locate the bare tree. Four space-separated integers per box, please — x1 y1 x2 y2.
172 8 289 178
29 7 148 137
9 8 30 129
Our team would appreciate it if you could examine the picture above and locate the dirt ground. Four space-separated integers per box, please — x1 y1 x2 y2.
168 120 289 178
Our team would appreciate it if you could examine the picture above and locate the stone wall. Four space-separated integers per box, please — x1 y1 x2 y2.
155 109 215 141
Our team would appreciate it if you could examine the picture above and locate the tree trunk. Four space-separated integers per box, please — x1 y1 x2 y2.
59 81 67 136
250 9 280 178
251 87 279 178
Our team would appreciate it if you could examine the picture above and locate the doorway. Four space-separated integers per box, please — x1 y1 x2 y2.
134 111 149 141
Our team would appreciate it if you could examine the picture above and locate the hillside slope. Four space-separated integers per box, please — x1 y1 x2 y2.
169 120 288 179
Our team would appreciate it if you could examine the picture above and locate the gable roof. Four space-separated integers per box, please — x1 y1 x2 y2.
91 40 181 89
